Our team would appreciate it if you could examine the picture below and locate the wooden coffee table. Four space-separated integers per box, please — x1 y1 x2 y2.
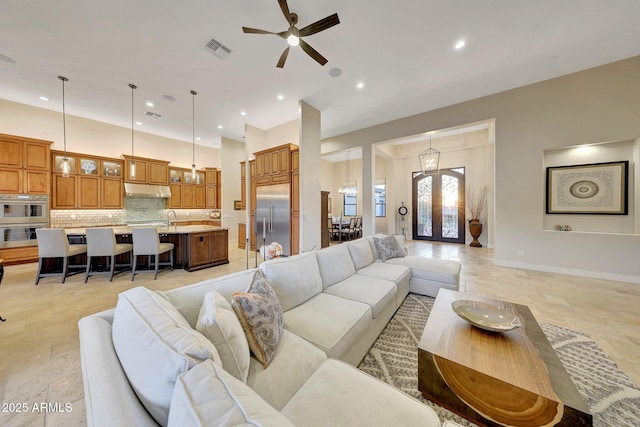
418 289 592 426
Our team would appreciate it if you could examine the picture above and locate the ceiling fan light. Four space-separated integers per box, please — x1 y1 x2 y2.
287 34 299 46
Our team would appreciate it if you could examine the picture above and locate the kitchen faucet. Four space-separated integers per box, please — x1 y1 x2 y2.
166 210 177 229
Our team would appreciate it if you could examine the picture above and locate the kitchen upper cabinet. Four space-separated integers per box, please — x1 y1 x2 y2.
122 155 169 185
51 150 124 209
253 144 295 186
205 167 220 209
0 134 51 194
169 183 182 208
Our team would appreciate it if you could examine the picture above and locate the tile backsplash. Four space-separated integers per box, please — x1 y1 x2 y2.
50 197 215 228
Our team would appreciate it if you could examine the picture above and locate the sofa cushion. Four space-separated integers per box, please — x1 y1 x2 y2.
232 271 284 368
356 262 411 305
168 359 295 427
283 293 371 360
161 268 259 327
281 359 441 427
346 238 375 270
315 244 356 288
385 255 461 285
259 251 323 311
112 286 221 426
373 235 406 261
246 330 327 410
323 274 396 319
196 291 250 383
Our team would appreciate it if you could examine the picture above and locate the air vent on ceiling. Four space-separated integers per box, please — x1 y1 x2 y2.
144 111 162 119
205 38 232 60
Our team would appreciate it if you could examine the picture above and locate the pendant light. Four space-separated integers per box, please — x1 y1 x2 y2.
418 134 440 175
129 83 137 179
338 150 356 196
58 76 70 177
190 90 197 180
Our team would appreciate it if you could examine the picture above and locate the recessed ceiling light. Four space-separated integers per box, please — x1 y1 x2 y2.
145 101 154 107
455 40 465 49
39 96 48 101
240 111 246 116
217 125 223 129
277 95 284 100
356 82 365 89
135 121 142 126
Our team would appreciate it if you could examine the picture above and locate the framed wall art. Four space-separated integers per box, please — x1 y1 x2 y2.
546 160 628 214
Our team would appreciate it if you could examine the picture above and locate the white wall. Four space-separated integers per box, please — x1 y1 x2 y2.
221 137 246 244
323 56 640 284
0 99 221 168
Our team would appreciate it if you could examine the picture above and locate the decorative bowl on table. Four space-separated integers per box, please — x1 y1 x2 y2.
451 300 522 332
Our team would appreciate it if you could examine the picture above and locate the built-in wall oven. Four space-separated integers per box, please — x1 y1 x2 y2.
0 194 49 248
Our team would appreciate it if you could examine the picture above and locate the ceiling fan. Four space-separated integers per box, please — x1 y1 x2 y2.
242 0 340 68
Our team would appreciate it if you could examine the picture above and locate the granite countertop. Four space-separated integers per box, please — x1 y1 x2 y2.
65 225 227 235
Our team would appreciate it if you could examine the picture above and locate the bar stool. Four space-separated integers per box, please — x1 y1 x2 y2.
35 228 87 285
131 228 174 281
84 228 133 283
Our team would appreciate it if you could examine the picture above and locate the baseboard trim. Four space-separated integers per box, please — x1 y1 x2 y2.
494 259 640 285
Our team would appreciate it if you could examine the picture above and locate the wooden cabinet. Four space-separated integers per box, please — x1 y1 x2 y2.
51 150 123 209
0 134 51 194
169 183 182 208
186 229 229 271
195 185 206 208
169 167 205 208
321 191 330 248
253 144 295 186
238 223 246 249
122 155 169 185
205 167 220 209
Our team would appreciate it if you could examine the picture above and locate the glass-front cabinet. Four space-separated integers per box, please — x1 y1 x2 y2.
53 153 77 174
169 168 183 183
78 157 99 175
183 170 204 185
102 160 122 177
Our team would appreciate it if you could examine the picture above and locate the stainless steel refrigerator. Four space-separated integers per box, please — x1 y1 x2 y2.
255 183 291 256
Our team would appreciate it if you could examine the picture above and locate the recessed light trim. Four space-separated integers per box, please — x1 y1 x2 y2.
277 95 284 100
217 125 223 129
356 82 365 89
240 111 246 116
146 101 154 107
135 121 142 126
455 40 465 49
39 96 48 101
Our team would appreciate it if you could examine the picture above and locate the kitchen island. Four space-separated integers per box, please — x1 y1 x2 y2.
64 225 228 272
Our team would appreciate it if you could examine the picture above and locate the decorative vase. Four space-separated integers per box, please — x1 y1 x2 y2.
468 219 485 247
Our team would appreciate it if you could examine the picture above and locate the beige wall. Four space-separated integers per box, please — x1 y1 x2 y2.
0 99 221 168
220 137 246 244
323 56 640 283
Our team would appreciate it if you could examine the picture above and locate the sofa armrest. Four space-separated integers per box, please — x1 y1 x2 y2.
79 314 159 427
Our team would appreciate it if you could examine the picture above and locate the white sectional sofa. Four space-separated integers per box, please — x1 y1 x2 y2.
79 234 462 427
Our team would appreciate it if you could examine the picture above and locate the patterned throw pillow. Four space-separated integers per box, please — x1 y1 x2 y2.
231 270 284 368
373 235 406 262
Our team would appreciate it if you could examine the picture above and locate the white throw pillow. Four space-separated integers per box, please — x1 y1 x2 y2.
196 290 250 383
346 238 375 270
168 359 295 427
112 286 221 426
315 244 356 288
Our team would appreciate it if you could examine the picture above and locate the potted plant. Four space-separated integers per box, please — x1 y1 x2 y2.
467 185 488 247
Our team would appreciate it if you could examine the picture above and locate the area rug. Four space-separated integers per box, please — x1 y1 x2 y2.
359 293 640 427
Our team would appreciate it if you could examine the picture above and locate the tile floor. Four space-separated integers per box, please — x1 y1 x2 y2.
0 240 638 426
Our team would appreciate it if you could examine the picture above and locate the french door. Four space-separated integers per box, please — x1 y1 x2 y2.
412 168 465 243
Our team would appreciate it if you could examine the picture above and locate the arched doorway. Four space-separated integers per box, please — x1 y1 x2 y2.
412 168 465 243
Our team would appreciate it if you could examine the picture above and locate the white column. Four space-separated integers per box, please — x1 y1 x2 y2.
299 101 322 251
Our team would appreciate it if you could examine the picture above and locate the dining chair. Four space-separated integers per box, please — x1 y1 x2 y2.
340 217 357 241
35 228 87 285
354 216 363 239
131 228 174 281
84 228 133 283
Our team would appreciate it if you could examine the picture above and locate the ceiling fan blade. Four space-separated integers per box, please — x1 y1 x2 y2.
243 26 277 35
278 0 291 22
299 39 328 66
276 46 290 68
299 13 340 37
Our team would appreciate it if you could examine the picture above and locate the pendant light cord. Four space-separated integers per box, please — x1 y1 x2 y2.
58 76 69 159
191 90 197 166
129 84 137 157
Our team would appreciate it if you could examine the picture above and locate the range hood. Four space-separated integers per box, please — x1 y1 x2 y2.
124 183 171 198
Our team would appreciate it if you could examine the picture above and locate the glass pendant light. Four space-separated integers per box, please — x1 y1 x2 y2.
129 83 137 179
338 150 356 195
58 76 70 177
190 90 197 180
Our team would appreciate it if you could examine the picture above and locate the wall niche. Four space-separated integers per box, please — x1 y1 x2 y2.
542 138 638 235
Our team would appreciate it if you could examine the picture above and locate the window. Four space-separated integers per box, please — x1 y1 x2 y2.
375 181 386 217
343 190 357 216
